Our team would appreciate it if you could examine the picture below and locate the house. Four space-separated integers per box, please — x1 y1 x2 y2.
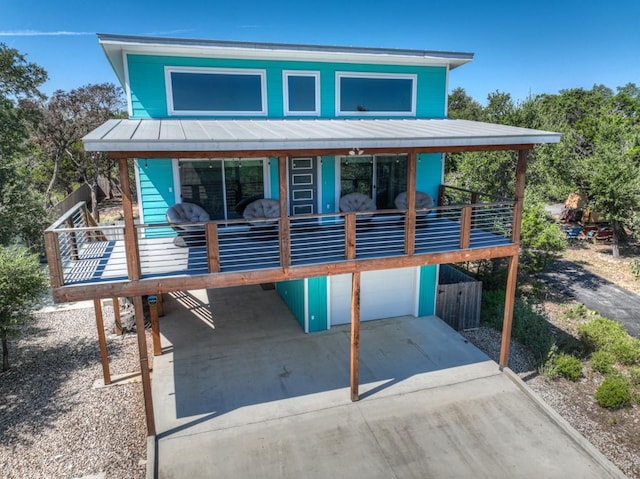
44 34 561 436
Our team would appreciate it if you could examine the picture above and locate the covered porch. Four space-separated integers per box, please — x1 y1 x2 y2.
44 117 560 437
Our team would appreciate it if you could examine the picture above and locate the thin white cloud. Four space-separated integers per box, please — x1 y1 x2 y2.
0 30 93 36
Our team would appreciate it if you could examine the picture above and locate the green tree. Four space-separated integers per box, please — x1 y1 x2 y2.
0 44 49 250
0 246 48 371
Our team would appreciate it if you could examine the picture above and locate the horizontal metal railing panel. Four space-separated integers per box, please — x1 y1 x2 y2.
47 187 517 287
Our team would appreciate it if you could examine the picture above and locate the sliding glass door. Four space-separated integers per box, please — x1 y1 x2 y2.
179 159 266 220
339 154 407 209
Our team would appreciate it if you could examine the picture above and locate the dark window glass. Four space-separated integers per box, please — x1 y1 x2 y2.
180 160 264 220
339 154 407 209
339 77 413 113
171 72 263 112
287 75 316 112
340 157 373 198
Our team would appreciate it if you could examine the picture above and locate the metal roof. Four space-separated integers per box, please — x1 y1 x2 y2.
82 119 561 157
98 33 474 87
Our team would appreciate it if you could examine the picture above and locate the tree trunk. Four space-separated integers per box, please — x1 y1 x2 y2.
45 154 61 208
2 334 9 372
90 181 100 222
611 219 623 258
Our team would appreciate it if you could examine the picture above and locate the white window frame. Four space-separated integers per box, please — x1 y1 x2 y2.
165 66 267 116
283 70 320 116
335 72 417 117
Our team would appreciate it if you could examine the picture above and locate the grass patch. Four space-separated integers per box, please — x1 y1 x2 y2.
578 317 640 365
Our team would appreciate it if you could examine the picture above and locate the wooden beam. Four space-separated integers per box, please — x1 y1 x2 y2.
106 143 535 160
52 244 520 303
404 152 417 255
500 254 519 368
350 271 361 402
93 299 111 385
500 149 529 368
278 156 291 268
119 158 141 280
133 296 156 436
205 222 220 273
345 213 356 260
148 295 162 356
459 206 472 249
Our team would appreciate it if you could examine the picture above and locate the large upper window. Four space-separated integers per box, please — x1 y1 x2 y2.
166 67 267 116
336 73 416 116
179 159 266 220
283 71 320 116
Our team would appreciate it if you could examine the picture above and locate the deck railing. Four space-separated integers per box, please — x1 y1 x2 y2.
45 187 515 288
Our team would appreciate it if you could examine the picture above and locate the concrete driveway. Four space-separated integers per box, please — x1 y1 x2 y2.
150 286 625 479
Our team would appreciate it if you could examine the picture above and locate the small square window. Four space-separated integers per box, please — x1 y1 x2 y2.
283 71 320 116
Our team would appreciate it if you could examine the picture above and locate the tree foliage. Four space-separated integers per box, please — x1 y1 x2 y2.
0 246 48 371
447 84 640 256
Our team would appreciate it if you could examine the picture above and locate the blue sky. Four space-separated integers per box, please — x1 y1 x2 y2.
2 0 639 104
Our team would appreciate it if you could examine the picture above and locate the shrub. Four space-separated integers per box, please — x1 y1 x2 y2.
595 375 632 409
578 316 640 365
590 350 616 374
551 353 583 381
481 290 554 367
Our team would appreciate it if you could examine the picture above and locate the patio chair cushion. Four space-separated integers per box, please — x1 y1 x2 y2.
243 198 280 220
166 202 210 226
394 191 433 211
339 193 376 213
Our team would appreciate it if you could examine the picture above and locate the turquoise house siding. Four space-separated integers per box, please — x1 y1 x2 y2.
306 277 328 332
418 265 438 316
125 54 447 119
416 153 444 202
137 159 175 230
276 280 305 329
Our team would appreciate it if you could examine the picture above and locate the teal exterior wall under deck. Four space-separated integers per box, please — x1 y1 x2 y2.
276 279 305 330
418 265 438 316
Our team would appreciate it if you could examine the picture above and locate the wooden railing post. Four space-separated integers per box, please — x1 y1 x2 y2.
404 151 417 255
44 231 64 288
66 218 79 260
459 205 472 249
345 213 356 260
205 222 220 273
119 158 141 280
278 156 291 268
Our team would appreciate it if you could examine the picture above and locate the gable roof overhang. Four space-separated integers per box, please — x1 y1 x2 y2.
82 118 561 160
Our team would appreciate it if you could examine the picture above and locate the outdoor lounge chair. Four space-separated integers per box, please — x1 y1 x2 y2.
585 226 613 243
394 191 433 227
166 202 210 247
339 192 376 213
565 226 583 241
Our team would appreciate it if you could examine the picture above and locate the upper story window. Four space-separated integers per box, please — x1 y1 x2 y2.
283 71 320 116
336 72 416 116
166 67 267 116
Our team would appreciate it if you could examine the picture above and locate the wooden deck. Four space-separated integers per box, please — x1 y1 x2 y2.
57 209 513 286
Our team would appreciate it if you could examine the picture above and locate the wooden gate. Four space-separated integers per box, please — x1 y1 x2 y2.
436 265 482 331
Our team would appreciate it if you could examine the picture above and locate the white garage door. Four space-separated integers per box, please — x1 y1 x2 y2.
329 268 418 326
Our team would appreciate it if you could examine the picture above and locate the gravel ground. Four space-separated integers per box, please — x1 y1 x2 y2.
0 306 146 479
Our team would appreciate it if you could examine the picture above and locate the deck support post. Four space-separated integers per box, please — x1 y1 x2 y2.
119 158 141 281
112 297 123 335
278 156 291 268
499 149 528 368
133 295 156 437
93 299 111 385
149 295 162 356
350 271 361 402
404 151 417 255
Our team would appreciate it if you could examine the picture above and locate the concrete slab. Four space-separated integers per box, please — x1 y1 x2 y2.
151 285 626 479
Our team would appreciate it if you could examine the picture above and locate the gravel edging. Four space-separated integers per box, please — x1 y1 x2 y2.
0 306 147 479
